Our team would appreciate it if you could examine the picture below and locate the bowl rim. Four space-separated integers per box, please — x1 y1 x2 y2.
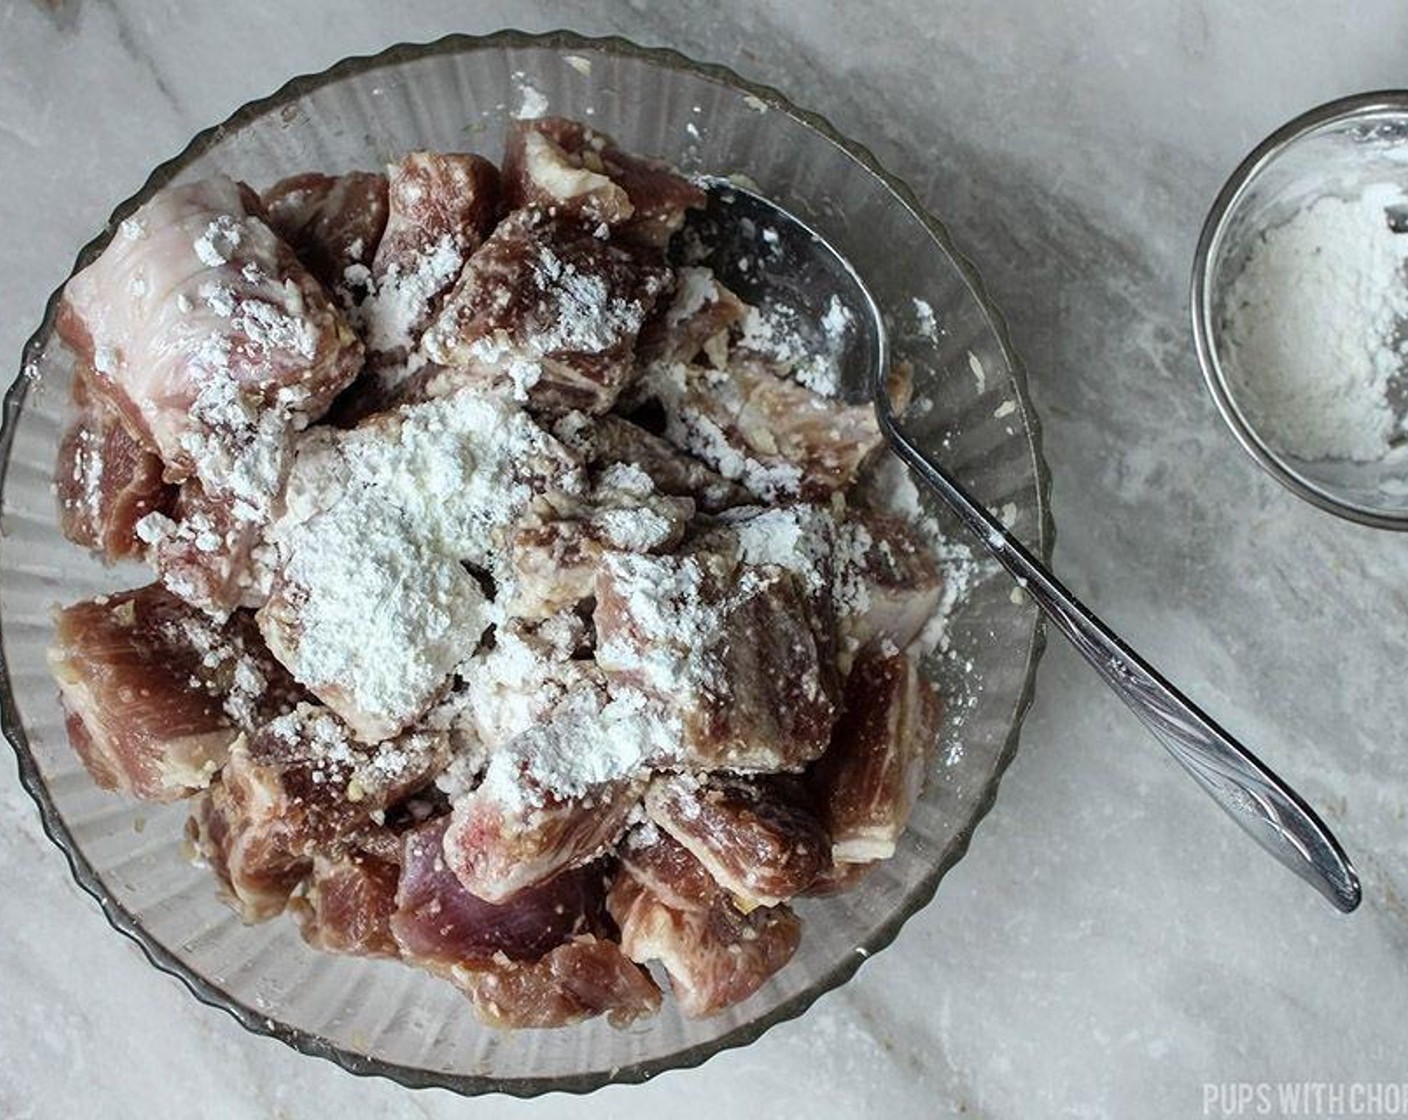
1189 88 1408 530
0 28 1055 1098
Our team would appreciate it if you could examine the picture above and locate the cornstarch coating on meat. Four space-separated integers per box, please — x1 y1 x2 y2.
48 115 964 1030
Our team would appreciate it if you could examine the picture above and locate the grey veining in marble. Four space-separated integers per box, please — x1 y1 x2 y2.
5 2 1408 1117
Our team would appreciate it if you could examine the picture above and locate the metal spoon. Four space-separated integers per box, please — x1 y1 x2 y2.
681 178 1361 913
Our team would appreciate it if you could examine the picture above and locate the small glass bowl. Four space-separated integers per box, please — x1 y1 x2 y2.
1192 90 1408 529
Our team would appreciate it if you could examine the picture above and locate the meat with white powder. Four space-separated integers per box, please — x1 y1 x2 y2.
48 120 960 1029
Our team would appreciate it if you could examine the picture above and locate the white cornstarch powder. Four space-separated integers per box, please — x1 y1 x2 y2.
259 389 584 741
1221 182 1408 462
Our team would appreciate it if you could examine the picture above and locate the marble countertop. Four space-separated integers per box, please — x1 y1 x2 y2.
5 2 1408 1117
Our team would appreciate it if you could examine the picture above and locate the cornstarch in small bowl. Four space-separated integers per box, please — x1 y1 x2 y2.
1220 181 1408 465
1195 93 1408 526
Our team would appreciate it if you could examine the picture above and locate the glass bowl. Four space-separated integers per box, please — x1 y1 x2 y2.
0 30 1053 1096
1191 90 1408 529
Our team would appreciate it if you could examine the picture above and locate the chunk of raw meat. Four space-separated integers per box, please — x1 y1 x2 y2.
258 390 584 742
248 704 450 843
358 151 501 359
57 366 174 561
49 584 293 801
187 705 449 921
502 117 705 248
441 772 642 904
811 646 941 862
704 502 942 668
643 775 829 908
609 868 801 1018
698 502 843 672
188 777 310 922
503 466 692 619
391 816 611 967
259 550 488 744
451 936 662 1029
704 504 839 601
56 176 363 481
135 460 282 620
501 518 603 620
594 550 837 770
559 413 753 513
639 358 882 501
618 824 719 912
420 210 671 415
294 850 400 958
833 511 943 655
57 177 364 612
377 153 501 271
637 266 746 365
137 480 266 611
503 123 631 226
456 614 607 753
260 171 388 296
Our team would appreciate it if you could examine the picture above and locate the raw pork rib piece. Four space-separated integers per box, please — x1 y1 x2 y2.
357 151 501 361
636 266 747 366
502 516 609 620
503 463 693 618
294 850 401 958
260 171 389 296
189 778 310 922
699 502 843 672
812 645 941 863
392 817 611 967
608 866 801 1018
833 511 944 655
561 413 754 513
258 389 584 742
397 817 658 1029
594 550 837 770
640 358 882 501
259 547 488 744
502 117 706 248
618 825 720 912
57 176 363 611
706 502 942 667
643 775 830 909
57 366 174 561
450 936 662 1030
441 773 643 904
140 480 268 611
420 210 671 415
188 704 448 921
56 175 362 478
456 614 607 753
49 584 291 801
442 672 679 903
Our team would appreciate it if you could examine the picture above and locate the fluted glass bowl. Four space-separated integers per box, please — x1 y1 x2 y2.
0 31 1052 1096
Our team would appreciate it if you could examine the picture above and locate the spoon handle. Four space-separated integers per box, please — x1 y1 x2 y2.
876 407 1361 913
